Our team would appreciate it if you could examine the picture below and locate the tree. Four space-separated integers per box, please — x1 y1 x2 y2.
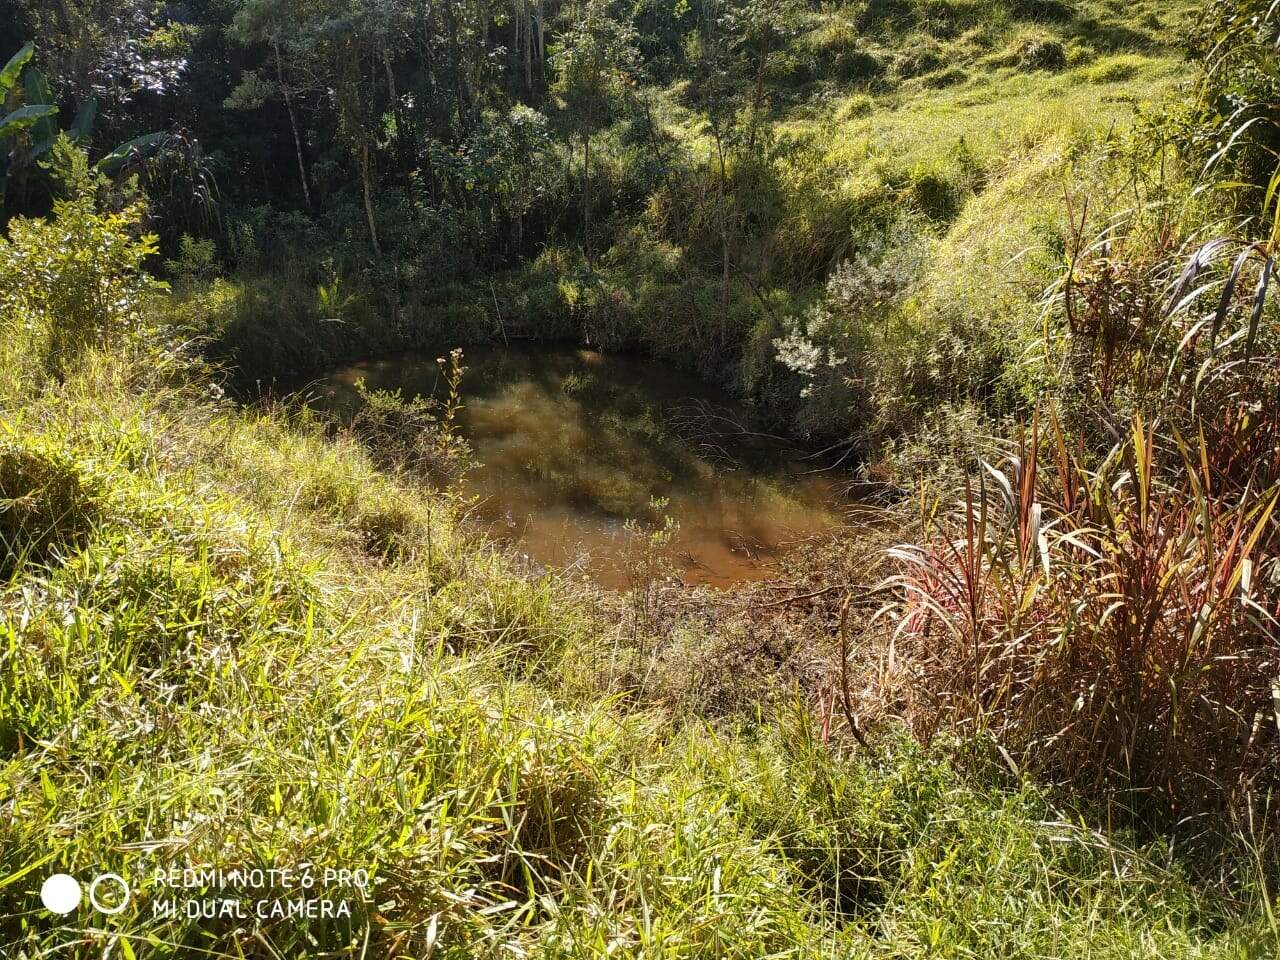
227 0 316 209
682 0 798 331
686 0 745 323
552 0 636 264
732 0 800 149
227 0 402 254
5 0 189 122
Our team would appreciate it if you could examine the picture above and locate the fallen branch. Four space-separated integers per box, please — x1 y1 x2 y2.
838 595 873 752
751 584 850 608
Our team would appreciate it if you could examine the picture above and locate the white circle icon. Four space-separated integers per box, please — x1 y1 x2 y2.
88 873 130 915
40 874 82 915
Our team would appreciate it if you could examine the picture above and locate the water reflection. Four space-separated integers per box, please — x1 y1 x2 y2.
311 344 840 587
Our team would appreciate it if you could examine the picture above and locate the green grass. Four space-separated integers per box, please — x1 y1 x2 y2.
0 333 1272 957
3 1 1276 954
432 0 1199 443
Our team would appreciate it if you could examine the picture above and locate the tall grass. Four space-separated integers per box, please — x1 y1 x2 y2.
0 146 1266 958
878 167 1280 858
884 416 1278 824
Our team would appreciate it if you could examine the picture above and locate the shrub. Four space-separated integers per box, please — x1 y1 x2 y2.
879 214 1280 848
1189 0 1280 197
773 211 931 438
0 187 162 372
347 348 471 484
164 233 220 285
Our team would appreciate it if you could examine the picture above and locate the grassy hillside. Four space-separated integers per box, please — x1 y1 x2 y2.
201 0 1201 448
3 0 1280 956
0 330 1269 958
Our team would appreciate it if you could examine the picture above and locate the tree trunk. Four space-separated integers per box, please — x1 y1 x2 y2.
274 40 311 209
536 0 546 90
716 134 730 327
749 35 769 151
382 51 398 105
583 131 592 266
422 4 449 134
523 0 533 97
443 0 470 128
361 140 381 255
637 87 672 193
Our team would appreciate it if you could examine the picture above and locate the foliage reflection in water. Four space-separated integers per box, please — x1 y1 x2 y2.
310 344 842 587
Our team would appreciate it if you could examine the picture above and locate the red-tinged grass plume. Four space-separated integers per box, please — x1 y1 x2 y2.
885 416 1278 831
879 206 1280 852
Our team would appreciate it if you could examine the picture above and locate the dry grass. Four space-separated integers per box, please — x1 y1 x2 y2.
872 193 1280 863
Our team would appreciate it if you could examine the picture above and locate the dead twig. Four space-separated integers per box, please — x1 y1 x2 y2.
838 595 873 752
752 583 850 608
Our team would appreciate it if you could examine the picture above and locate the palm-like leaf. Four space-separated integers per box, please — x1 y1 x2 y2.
0 103 58 141
22 66 57 151
0 42 33 100
68 98 97 143
96 132 166 174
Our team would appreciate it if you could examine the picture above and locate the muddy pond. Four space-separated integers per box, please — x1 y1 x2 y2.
303 344 845 588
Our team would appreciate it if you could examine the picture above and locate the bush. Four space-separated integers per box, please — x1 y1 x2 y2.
0 187 162 372
1189 0 1280 197
880 213 1280 850
773 211 931 439
347 348 472 485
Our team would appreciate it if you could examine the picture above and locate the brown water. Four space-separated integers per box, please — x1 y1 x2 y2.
305 344 841 588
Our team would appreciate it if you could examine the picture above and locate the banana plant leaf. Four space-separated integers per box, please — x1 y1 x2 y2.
68 98 97 143
0 43 33 100
23 67 57 148
0 103 58 141
96 132 165 174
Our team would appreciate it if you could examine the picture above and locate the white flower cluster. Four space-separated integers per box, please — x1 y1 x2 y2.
774 214 928 399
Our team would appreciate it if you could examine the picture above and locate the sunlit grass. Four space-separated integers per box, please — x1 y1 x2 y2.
0 341 1267 957
2 0 1274 953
